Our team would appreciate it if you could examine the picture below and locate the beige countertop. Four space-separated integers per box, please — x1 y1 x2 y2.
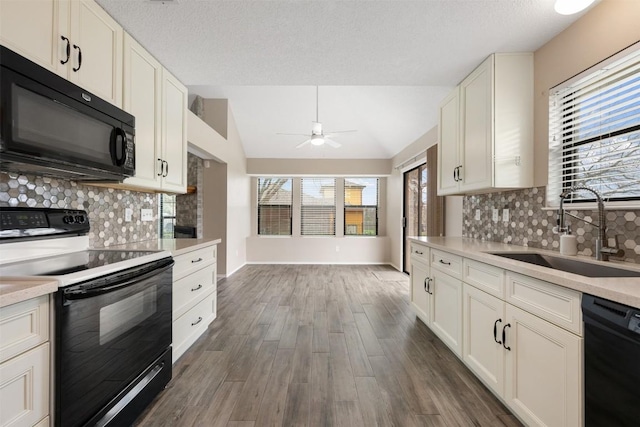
0 278 58 308
409 236 640 309
105 238 221 257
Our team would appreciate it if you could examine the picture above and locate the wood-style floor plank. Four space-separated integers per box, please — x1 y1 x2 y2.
134 265 521 427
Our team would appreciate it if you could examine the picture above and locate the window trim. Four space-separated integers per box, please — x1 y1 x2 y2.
343 177 379 237
257 177 293 236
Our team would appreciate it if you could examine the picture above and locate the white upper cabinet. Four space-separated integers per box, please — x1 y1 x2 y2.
121 35 187 193
0 0 123 107
438 53 534 195
122 34 163 190
161 69 188 193
66 0 123 106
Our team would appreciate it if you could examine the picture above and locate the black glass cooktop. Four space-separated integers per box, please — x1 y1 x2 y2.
0 250 161 277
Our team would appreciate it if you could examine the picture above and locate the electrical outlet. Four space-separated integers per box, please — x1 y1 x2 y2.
492 208 499 222
141 209 153 222
502 208 510 223
125 208 133 222
475 209 481 221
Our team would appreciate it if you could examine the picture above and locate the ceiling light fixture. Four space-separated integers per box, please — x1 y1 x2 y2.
554 0 595 15
311 134 325 146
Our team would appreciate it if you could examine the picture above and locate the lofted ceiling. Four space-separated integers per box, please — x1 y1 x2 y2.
96 0 591 160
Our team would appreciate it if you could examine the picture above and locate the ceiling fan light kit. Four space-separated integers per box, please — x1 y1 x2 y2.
311 135 325 146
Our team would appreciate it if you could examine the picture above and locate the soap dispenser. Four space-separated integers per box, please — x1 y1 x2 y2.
560 225 578 256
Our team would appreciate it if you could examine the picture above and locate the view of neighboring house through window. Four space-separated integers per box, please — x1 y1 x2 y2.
159 194 176 238
301 178 336 235
344 178 378 235
257 178 292 235
548 46 640 205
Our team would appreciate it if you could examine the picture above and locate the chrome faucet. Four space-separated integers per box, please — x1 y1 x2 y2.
555 186 624 261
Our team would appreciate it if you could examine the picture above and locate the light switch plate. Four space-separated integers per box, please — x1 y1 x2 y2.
125 208 133 222
475 209 481 221
502 208 510 223
141 209 153 222
492 208 499 222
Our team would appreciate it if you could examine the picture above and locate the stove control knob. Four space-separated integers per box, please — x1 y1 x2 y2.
63 215 75 224
75 215 86 224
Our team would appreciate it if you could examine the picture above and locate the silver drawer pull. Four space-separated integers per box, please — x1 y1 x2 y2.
439 259 451 265
191 257 203 263
191 317 203 326
415 250 423 255
191 284 203 292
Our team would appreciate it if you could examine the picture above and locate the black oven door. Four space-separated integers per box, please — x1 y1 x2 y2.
55 258 173 427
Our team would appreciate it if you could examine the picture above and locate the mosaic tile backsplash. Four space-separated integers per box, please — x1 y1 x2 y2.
463 186 640 263
175 153 203 236
0 172 158 247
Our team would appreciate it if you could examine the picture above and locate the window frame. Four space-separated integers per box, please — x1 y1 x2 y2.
257 177 293 236
300 177 337 236
343 178 379 236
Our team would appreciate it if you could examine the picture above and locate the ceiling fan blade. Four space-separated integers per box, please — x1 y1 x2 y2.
326 130 357 135
296 139 312 148
277 133 312 137
325 138 341 148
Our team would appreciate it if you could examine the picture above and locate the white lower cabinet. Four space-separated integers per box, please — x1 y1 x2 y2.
409 257 432 325
431 270 462 357
172 244 218 363
0 296 51 427
504 303 582 427
410 242 584 427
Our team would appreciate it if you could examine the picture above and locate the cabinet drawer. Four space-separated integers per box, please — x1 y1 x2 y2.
173 264 216 321
0 343 49 427
0 296 49 363
173 292 216 363
173 245 216 280
409 243 430 264
431 249 463 279
506 272 582 335
463 259 505 298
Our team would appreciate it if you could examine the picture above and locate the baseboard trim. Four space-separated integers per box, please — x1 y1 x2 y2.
245 261 394 266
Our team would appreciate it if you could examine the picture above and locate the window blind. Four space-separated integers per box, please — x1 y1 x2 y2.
548 46 640 206
301 178 336 236
257 178 292 235
344 178 378 236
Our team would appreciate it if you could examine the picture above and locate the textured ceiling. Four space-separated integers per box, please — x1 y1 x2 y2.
96 0 590 159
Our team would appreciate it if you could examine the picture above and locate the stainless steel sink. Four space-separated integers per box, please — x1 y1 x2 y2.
489 252 640 278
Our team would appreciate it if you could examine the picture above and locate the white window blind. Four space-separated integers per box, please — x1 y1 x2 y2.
301 178 336 236
258 178 292 235
548 46 640 206
344 178 378 236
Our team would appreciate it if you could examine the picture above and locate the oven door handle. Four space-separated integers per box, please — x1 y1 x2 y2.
64 260 174 300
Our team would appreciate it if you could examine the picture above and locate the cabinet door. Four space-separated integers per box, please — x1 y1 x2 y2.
0 343 49 427
504 304 582 427
431 270 463 357
462 284 505 396
161 69 188 193
0 0 64 75
437 87 460 195
68 0 123 106
459 57 493 192
410 259 431 326
122 34 163 191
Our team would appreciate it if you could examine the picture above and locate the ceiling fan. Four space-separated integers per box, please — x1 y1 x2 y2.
277 86 356 149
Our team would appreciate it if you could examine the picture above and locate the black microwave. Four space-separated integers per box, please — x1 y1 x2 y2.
0 46 135 182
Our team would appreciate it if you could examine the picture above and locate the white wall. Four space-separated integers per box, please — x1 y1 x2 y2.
187 105 251 277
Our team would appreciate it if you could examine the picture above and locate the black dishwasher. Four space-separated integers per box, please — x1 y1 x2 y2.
582 294 640 426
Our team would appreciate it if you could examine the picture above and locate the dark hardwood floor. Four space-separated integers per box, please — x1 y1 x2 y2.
135 264 522 427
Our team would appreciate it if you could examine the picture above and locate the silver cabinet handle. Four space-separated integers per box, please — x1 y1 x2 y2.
191 316 203 326
191 257 203 263
191 284 202 292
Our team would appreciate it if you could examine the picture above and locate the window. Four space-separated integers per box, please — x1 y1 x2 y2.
257 178 292 235
548 46 640 205
159 194 176 238
301 178 336 235
344 178 378 236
